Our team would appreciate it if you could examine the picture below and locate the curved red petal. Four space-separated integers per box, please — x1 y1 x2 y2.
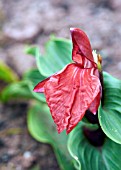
89 92 101 115
44 64 101 134
33 77 50 93
70 28 95 66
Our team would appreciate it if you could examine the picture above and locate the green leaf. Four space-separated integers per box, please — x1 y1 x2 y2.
23 69 46 102
1 68 47 103
0 61 19 83
68 122 121 170
28 102 75 170
1 81 33 102
99 72 121 144
25 45 38 57
36 37 72 77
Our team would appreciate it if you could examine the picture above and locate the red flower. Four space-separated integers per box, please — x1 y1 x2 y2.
34 28 101 134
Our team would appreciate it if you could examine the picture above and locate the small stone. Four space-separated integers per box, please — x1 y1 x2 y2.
23 151 31 159
1 153 11 163
22 151 36 168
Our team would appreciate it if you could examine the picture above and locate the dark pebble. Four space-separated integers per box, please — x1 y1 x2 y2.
0 153 11 163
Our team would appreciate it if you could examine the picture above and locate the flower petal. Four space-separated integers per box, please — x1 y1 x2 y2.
33 77 50 93
89 92 101 115
70 28 95 66
44 63 101 133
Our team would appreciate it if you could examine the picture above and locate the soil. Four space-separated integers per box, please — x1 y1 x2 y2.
0 103 59 170
0 0 121 169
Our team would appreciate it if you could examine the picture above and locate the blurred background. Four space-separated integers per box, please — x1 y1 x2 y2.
0 0 121 169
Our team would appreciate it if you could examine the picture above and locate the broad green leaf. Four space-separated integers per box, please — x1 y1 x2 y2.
23 69 46 102
36 37 72 77
0 61 19 83
99 72 121 144
1 81 33 102
68 122 121 170
28 103 75 170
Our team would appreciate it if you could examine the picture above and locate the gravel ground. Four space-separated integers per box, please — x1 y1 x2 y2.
0 102 60 170
0 0 121 169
